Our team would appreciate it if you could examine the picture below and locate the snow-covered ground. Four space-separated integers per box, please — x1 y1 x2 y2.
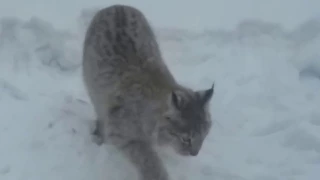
1 1 320 180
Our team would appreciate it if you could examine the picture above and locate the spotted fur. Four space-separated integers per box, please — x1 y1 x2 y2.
82 4 214 180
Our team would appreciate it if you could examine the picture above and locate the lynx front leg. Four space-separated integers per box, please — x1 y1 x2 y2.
105 104 170 180
120 140 169 180
92 118 105 145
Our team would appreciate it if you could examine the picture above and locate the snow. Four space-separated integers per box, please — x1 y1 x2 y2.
1 1 320 180
1 0 320 30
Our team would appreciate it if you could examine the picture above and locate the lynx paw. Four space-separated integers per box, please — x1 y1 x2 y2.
91 119 104 145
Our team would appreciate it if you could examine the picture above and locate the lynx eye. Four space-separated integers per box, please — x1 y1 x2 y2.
165 117 171 120
181 137 191 145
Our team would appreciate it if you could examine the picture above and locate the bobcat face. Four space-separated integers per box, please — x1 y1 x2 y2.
158 84 214 156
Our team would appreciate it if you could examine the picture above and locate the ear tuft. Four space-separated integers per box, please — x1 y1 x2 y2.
198 82 214 105
171 91 183 110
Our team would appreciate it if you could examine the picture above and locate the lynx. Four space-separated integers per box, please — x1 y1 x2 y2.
82 4 214 180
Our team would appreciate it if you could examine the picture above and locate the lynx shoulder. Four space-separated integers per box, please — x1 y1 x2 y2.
82 4 215 180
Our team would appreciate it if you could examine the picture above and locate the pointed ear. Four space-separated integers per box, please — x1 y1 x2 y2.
197 83 214 105
171 91 184 110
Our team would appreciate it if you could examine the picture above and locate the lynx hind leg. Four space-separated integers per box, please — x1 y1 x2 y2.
92 118 104 145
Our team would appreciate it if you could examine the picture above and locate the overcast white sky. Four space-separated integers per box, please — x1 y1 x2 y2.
0 0 319 31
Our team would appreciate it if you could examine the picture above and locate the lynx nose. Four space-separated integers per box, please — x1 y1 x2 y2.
190 149 199 156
